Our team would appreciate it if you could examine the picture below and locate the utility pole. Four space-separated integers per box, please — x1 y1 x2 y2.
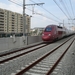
22 0 44 44
22 0 26 44
23 0 25 36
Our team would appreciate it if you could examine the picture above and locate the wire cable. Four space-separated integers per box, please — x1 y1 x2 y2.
26 8 60 23
53 0 69 19
8 0 60 23
59 0 72 19
30 0 62 22
69 0 75 18
8 0 22 6
62 0 72 18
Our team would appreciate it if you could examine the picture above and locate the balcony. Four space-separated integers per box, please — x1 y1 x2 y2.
0 20 4 22
12 14 15 16
12 27 14 29
0 12 4 14
0 15 4 17
0 22 4 24
0 28 4 31
1 17 4 19
12 22 15 24
12 17 15 19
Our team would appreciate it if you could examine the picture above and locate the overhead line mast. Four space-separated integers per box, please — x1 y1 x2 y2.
23 0 44 36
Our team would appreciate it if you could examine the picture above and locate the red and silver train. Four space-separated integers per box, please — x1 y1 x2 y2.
42 25 74 42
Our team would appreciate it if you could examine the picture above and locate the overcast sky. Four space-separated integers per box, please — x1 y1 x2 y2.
0 0 75 28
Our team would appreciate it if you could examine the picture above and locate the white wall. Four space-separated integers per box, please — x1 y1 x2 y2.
0 36 42 52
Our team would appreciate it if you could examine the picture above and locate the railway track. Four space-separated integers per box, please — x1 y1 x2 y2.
0 42 44 57
0 36 73 64
0 36 74 75
14 36 75 75
0 43 49 64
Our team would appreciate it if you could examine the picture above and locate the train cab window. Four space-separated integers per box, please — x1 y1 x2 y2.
45 27 52 32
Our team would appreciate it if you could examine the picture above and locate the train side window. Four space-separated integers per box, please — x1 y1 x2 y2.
57 26 62 29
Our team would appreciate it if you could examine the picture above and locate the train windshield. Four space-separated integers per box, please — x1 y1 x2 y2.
45 27 52 32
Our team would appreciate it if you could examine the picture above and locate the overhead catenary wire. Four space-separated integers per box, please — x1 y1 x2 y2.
8 0 22 6
24 7 60 22
53 0 69 19
69 0 75 18
59 0 75 25
9 0 23 5
8 0 23 6
30 0 62 22
40 6 62 22
38 0 70 21
8 0 60 23
39 0 75 25
59 0 72 19
62 0 72 18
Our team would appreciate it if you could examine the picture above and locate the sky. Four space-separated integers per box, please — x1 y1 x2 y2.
0 0 75 29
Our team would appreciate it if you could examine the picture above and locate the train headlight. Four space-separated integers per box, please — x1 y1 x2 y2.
42 34 44 36
48 34 51 36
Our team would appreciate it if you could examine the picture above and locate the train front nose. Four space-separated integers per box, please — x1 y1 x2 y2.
42 33 52 41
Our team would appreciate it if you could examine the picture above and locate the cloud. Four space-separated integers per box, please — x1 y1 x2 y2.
0 2 23 13
8 4 23 13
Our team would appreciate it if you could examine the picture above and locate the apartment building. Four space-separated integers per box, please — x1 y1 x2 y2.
0 8 31 37
17 13 23 34
0 8 8 34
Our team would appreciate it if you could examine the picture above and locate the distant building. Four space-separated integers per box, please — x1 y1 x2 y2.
0 8 31 37
30 27 45 36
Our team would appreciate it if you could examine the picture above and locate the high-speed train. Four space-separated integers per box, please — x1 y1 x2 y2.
42 25 74 42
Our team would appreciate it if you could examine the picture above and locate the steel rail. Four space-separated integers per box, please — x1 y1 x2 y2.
15 36 74 75
0 44 48 64
0 42 44 57
46 38 75 75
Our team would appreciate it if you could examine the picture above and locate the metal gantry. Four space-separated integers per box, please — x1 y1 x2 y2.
23 0 44 36
23 0 44 44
